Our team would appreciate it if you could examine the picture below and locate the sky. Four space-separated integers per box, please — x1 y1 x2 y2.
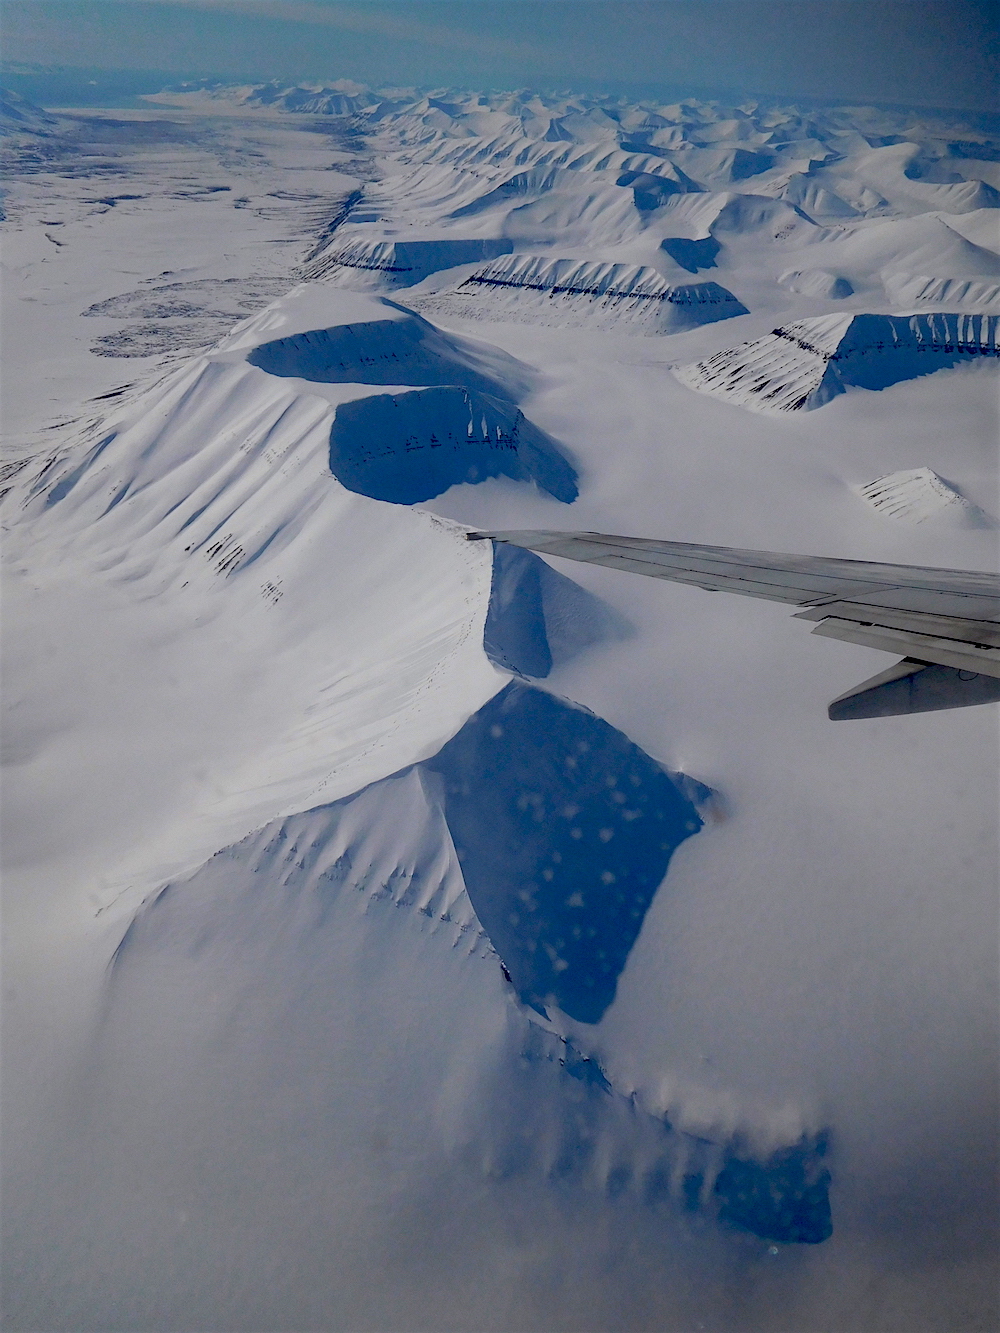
2 0 999 111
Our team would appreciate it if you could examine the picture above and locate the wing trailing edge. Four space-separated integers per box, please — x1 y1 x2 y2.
468 530 1000 719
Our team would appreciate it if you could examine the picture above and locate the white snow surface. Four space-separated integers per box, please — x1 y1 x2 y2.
413 253 748 333
2 87 999 1332
858 466 997 527
777 268 854 299
674 311 1000 413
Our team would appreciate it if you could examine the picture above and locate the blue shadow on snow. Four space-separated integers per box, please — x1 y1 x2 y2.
327 386 578 505
483 541 632 679
426 681 703 1024
245 315 510 397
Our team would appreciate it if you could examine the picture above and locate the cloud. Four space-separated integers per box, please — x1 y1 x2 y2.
163 0 545 62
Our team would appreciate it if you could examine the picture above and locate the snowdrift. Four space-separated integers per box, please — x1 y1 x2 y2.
328 385 578 504
419 255 747 334
674 312 1000 413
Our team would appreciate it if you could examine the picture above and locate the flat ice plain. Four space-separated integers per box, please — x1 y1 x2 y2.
1 82 998 1331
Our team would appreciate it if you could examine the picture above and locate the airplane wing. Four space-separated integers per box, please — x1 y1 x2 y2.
468 530 1000 719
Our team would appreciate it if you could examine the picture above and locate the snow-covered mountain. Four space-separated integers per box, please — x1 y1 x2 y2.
2 82 998 1332
674 311 1000 413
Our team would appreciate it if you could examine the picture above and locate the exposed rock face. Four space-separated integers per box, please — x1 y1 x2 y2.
674 312 1000 413
881 273 1000 308
857 466 996 527
300 235 514 285
419 254 748 333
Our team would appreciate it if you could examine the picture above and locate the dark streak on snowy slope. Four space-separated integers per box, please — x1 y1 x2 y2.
675 312 1000 413
328 386 578 505
102 750 828 1247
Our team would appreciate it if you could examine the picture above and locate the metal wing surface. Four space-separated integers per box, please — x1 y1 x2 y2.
469 530 1000 718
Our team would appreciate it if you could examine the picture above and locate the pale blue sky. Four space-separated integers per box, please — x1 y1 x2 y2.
3 0 998 110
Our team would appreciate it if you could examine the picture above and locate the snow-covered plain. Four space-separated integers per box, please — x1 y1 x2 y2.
2 84 998 1331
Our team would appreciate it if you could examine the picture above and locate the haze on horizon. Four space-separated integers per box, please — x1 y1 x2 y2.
2 0 998 113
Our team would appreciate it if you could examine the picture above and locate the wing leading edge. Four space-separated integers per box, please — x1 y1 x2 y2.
468 530 1000 719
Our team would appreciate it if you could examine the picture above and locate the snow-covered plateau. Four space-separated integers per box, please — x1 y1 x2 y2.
1 82 998 1331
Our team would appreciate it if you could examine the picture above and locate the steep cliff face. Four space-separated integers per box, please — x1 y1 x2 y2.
418 254 747 333
244 303 519 397
328 385 578 504
301 234 514 285
674 312 1000 413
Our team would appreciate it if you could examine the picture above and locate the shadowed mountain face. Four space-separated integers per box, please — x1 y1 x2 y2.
89 762 827 1269
660 235 721 272
328 386 579 504
713 1140 832 1244
483 540 631 679
426 681 703 1024
242 299 579 503
675 312 1000 413
301 235 514 284
245 313 516 399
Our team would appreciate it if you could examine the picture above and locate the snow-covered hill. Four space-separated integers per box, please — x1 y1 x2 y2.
674 311 1000 413
2 82 998 1333
414 253 748 333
